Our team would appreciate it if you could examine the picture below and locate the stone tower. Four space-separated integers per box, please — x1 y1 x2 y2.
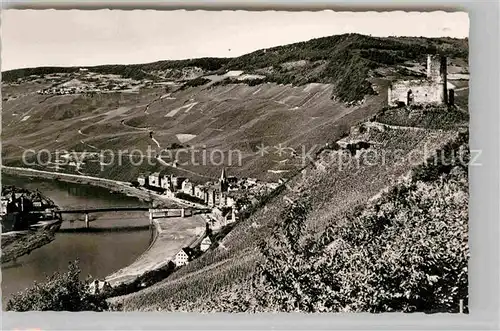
426 54 448 104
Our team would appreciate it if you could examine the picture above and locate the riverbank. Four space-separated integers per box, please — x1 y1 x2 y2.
105 214 206 288
1 219 62 264
1 167 209 302
1 175 154 304
1 166 189 208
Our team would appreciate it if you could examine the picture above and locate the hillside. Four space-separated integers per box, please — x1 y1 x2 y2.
2 32 469 313
1 34 468 184
110 105 469 312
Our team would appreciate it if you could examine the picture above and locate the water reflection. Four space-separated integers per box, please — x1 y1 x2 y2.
1 174 153 306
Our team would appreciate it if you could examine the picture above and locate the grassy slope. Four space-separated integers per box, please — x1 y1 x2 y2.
112 105 467 311
166 132 469 313
1 82 387 183
2 34 469 311
1 228 58 264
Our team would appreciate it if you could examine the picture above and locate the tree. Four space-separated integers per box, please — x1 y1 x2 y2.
252 158 469 313
6 260 109 312
252 196 318 311
246 141 469 313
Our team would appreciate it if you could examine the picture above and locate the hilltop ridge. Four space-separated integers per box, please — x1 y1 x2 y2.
2 33 469 184
3 33 468 103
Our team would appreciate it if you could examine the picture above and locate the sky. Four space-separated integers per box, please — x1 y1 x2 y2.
1 10 469 71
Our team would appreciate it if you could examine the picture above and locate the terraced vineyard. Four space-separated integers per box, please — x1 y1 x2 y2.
110 105 469 312
2 33 469 313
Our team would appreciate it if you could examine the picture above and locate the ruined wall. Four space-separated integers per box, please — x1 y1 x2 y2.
388 79 444 107
388 55 448 107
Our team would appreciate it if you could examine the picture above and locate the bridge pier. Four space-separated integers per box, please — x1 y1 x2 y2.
149 210 153 224
85 213 90 228
181 208 185 218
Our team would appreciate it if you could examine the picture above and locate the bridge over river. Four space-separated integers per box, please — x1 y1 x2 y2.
43 207 211 228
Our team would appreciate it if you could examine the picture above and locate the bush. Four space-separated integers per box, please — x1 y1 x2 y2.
180 77 211 90
374 106 469 130
6 261 109 311
192 138 469 313
247 142 469 313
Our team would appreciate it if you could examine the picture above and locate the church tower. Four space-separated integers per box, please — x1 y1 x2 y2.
219 167 228 193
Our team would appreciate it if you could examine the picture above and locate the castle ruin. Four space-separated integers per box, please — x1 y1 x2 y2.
387 54 455 107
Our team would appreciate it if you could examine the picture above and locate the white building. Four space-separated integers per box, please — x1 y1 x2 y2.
226 196 236 208
267 182 280 190
182 180 195 196
148 172 161 188
0 197 9 215
173 248 190 267
137 175 147 186
194 185 205 200
161 175 172 190
219 194 236 208
200 236 212 252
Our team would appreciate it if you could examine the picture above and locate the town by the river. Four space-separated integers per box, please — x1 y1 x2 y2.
1 174 154 306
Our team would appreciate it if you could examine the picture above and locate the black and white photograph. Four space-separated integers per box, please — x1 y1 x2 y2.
1 9 470 314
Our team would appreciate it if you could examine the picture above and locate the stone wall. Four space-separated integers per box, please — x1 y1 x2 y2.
388 54 449 107
388 79 444 107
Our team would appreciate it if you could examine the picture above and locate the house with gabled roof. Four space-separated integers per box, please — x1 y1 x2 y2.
173 248 190 267
200 236 212 252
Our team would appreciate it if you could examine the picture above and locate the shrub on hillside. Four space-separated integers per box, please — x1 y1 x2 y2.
412 131 469 182
191 139 469 313
247 143 469 313
6 261 109 312
180 77 211 90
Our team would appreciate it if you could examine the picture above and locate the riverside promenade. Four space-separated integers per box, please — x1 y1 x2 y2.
105 214 206 287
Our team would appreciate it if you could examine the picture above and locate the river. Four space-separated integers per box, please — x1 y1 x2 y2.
1 174 156 306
